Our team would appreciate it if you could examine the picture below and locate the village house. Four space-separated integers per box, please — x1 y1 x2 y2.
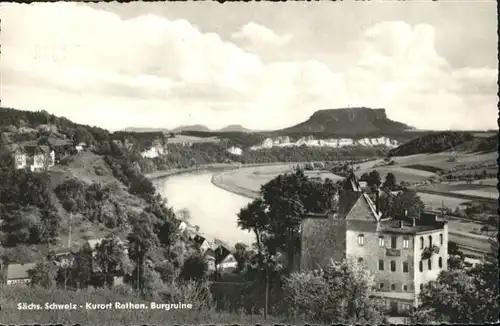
46 137 75 161
203 248 217 273
214 245 238 273
75 142 87 153
300 172 448 315
6 263 37 285
192 234 211 254
12 146 27 170
26 145 55 172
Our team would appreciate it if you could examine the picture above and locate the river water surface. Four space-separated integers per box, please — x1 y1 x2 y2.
153 172 254 246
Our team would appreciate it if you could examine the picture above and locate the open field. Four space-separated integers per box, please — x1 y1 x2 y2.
417 192 469 211
448 229 493 258
418 183 498 200
351 152 495 185
167 134 220 144
451 189 498 199
390 151 496 170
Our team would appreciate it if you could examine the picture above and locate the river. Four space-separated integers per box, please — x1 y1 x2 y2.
152 172 255 246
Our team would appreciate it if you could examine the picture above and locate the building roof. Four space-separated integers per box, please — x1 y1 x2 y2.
7 263 37 280
86 238 105 251
193 234 208 245
47 137 73 147
378 219 444 235
214 245 232 263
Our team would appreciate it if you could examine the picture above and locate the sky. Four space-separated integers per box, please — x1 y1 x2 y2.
1 1 498 131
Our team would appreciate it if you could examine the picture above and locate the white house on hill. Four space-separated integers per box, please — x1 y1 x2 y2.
6 263 36 285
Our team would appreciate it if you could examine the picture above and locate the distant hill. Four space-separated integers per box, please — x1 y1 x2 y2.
279 107 412 136
171 125 211 133
388 131 475 157
217 125 251 133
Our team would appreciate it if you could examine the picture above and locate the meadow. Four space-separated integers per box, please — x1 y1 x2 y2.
416 192 468 211
0 286 303 325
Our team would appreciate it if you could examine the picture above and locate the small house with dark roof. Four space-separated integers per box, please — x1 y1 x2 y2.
300 171 448 315
6 263 37 285
192 234 211 254
213 244 238 273
46 137 74 160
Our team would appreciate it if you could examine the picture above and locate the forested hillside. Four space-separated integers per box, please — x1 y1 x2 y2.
388 131 475 157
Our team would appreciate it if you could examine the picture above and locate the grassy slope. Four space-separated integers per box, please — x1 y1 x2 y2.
43 151 145 254
0 286 302 325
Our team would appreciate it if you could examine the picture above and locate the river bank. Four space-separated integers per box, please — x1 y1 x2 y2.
211 171 259 200
144 163 241 180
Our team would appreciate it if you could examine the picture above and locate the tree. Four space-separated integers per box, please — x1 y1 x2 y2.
180 253 207 281
382 172 397 191
283 259 387 324
71 242 94 289
413 239 499 324
233 242 254 272
259 170 309 273
377 191 395 218
95 234 125 287
359 172 370 182
28 260 58 288
126 213 159 292
367 170 381 189
392 189 425 219
447 241 464 270
39 208 61 244
237 198 270 269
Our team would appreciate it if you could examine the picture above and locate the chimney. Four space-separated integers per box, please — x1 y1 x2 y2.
375 189 380 215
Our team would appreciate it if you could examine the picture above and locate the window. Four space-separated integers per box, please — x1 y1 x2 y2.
438 257 443 268
379 283 384 290
378 236 385 247
358 257 364 264
390 260 396 272
428 259 432 270
403 284 408 291
357 234 364 246
378 259 384 271
439 234 443 245
420 284 424 291
429 235 433 247
419 260 423 272
403 262 409 273
420 237 424 249
403 238 409 249
391 284 396 291
391 236 397 249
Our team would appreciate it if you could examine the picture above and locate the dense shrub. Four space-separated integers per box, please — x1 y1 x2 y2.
283 259 387 324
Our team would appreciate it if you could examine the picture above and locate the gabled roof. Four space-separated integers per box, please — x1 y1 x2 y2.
193 234 208 245
47 137 73 147
342 192 381 222
86 238 105 251
337 191 362 218
7 263 37 280
214 245 231 263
